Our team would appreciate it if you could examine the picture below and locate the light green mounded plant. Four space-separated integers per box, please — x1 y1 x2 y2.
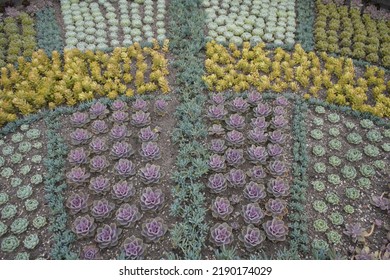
32 142 43 149
360 119 374 129
373 160 385 171
32 216 47 229
25 199 39 212
11 132 24 143
344 121 356 130
328 156 342 167
366 130 383 143
328 127 340 137
328 139 342 150
26 129 41 139
328 212 344 226
313 200 328 213
19 165 31 175
311 129 324 140
15 252 29 260
363 145 380 157
312 145 326 157
10 153 23 164
327 174 341 185
346 149 363 162
11 177 22 188
357 177 371 189
0 156 4 167
326 230 342 245
0 192 9 205
2 145 14 156
31 155 42 164
20 124 29 131
10 218 29 234
381 143 390 152
341 165 357 180
326 192 340 205
1 235 20 253
30 174 43 185
23 233 39 249
312 180 325 192
1 204 17 219
359 164 376 177
315 106 326 114
313 117 324 126
0 221 7 237
383 129 390 138
18 142 32 154
343 204 354 214
327 113 340 123
314 162 327 174
345 187 360 200
346 132 363 145
16 185 33 200
313 219 329 232
1 167 14 179
312 238 329 252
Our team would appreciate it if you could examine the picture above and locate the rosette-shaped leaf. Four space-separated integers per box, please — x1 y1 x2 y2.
66 167 90 185
139 126 158 142
207 173 227 193
210 222 233 246
226 169 246 187
247 92 262 105
72 215 96 238
263 218 288 242
95 223 122 249
225 130 245 146
242 203 265 224
253 103 272 117
91 199 115 221
91 120 108 134
112 181 135 201
247 128 267 144
90 102 109 119
210 93 226 105
140 142 161 161
267 144 283 157
247 145 268 164
268 160 287 176
70 129 92 145
139 164 162 184
267 178 289 197
81 245 100 260
211 197 233 220
275 96 289 106
141 217 167 242
89 155 109 172
89 176 110 193
209 139 226 154
123 236 145 259
269 130 286 144
265 198 288 217
226 114 245 130
70 112 89 127
66 192 89 215
225 148 245 167
140 187 165 211
68 147 88 165
230 97 249 113
111 141 134 159
111 111 129 123
207 105 227 121
244 182 267 202
111 100 127 111
208 154 226 172
343 223 367 243
370 195 389 211
247 165 266 181
115 159 136 177
132 99 148 111
273 106 286 116
116 204 142 227
110 124 129 140
89 137 108 154
208 124 225 136
250 117 268 130
239 225 266 250
271 115 288 129
154 99 168 116
131 111 151 127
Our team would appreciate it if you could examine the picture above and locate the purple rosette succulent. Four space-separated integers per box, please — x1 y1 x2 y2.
70 128 92 145
273 106 286 116
140 142 161 161
230 97 249 113
89 155 109 172
247 92 262 105
244 182 267 202
122 236 145 259
207 105 228 121
239 225 266 250
267 144 283 157
269 130 286 144
116 204 142 228
253 103 272 117
89 176 110 193
211 197 233 220
209 139 227 154
271 115 288 129
248 128 267 144
112 181 135 201
267 178 289 197
210 222 233 246
242 203 265 224
210 93 226 105
247 165 267 181
111 141 134 159
343 223 367 243
263 218 288 242
68 147 88 165
265 198 288 217
111 111 129 123
209 154 226 172
208 124 225 136
70 112 89 127
141 217 167 242
268 160 287 176
89 137 108 154
95 223 122 249
225 148 245 167
247 145 268 164
139 126 158 142
154 99 168 116
370 195 389 211
226 114 246 130
89 102 109 119
131 111 151 127
226 169 246 188
72 215 96 238
110 124 129 140
66 192 89 215
250 117 268 130
115 159 136 177
225 130 245 146
91 120 108 134
90 199 115 221
274 96 289 106
132 99 148 112
207 173 228 193
140 187 165 211
67 167 90 186
139 164 162 184
81 245 100 260
111 100 127 111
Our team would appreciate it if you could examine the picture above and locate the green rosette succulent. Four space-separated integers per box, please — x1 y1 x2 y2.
363 145 380 157
1 236 20 252
327 113 340 123
327 174 341 185
326 230 342 245
0 192 9 205
360 119 374 129
366 130 383 143
344 121 356 130
32 216 47 229
346 149 362 162
314 162 327 174
11 177 22 188
30 174 43 185
328 139 342 150
0 221 7 237
344 205 354 214
326 192 340 205
313 117 324 126
360 164 376 177
313 200 328 213
312 181 325 192
1 204 17 219
11 133 24 143
25 199 39 211
328 156 341 167
19 165 31 175
26 129 41 139
381 143 390 152
23 234 39 249
31 155 42 164
15 252 29 260
10 218 29 234
311 129 324 140
16 185 33 200
1 167 14 179
315 106 326 114
312 145 326 157
328 127 340 137
341 165 357 180
346 133 362 145
18 142 32 153
10 153 23 164
345 188 360 200
357 177 371 189
373 160 385 171
328 212 344 225
312 238 329 252
313 219 329 232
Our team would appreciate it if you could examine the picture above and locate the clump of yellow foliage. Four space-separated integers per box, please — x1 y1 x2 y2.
203 41 390 118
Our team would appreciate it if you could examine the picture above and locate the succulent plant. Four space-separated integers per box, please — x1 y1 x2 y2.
313 218 328 232
247 128 267 144
25 199 39 212
360 119 374 129
328 212 344 226
326 192 340 205
312 180 325 192
208 124 225 136
111 181 135 202
89 137 108 154
110 141 134 159
89 176 110 193
116 204 142 228
345 188 360 200
210 222 234 246
242 203 265 224
247 92 262 105
263 218 288 242
344 120 356 130
313 117 324 126
208 154 226 172
275 96 289 106
1 236 19 252
10 153 23 164
229 97 249 113
70 112 89 127
67 167 90 185
140 142 161 160
313 200 328 213
314 162 327 174
312 145 326 157
110 124 129 140
68 147 88 165
2 204 17 219
111 100 127 111
344 223 367 243
211 197 233 220
226 168 246 188
19 164 31 175
210 93 226 105
140 187 164 211
0 192 9 205
32 216 47 229
91 120 109 134
239 224 266 251
131 111 151 127
154 99 168 116
243 182 266 202
359 164 376 177
209 139 226 154
31 174 43 185
346 132 363 145
344 204 355 214
0 221 7 237
23 233 39 249
268 160 287 176
132 99 148 112
357 177 371 189
111 111 129 123
89 102 109 119
247 165 267 182
226 114 246 130
269 130 286 144
139 163 162 184
328 127 340 137
253 103 272 117
328 139 342 150
139 126 158 142
1 167 14 178
327 174 341 185
66 192 89 215
267 143 283 157
326 230 342 245
363 144 380 157
91 199 115 221
32 142 43 149
341 165 357 180
267 178 289 197
346 149 363 162
16 185 33 200
382 143 390 152
271 115 288 129
273 106 286 116
122 236 145 259
95 223 122 249
89 155 109 172
247 145 268 164
370 194 389 211
250 116 268 130
11 132 24 143
265 198 287 217
373 160 385 171
207 173 228 193
2 145 14 156
327 113 340 123
115 159 136 177
312 238 329 252
81 245 100 260
18 142 32 154
141 217 167 242
366 130 383 143
310 129 323 140
10 218 29 234
225 130 245 146
70 128 92 145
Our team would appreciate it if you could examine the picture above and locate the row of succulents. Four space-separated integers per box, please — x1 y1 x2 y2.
0 123 49 259
61 0 167 51
0 12 36 67
315 0 390 67
203 41 390 118
205 93 291 251
307 104 390 258
0 43 170 127
203 0 295 46
65 98 171 259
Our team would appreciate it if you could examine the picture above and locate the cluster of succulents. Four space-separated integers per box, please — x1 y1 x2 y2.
203 0 296 46
206 94 290 250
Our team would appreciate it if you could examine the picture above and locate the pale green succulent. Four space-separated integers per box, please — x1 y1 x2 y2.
313 200 328 213
328 156 342 167
360 119 374 129
313 117 324 126
328 139 342 150
18 142 32 153
10 153 23 164
0 221 7 237
313 219 329 232
357 177 371 189
23 234 39 250
314 162 327 174
366 130 383 143
16 185 33 200
312 180 325 192
326 230 342 245
10 218 29 234
312 238 329 252
312 145 326 157
26 129 41 139
345 187 360 200
344 121 356 130
25 199 39 212
381 143 390 152
344 204 354 214
346 149 363 162
31 155 42 164
19 165 31 175
20 124 29 131
32 216 47 229
15 252 29 260
327 113 340 123
1 167 14 178
373 160 385 171
359 164 376 177
32 142 43 149
341 165 357 179
1 204 17 219
0 156 4 167
328 127 340 137
311 129 324 140
1 235 20 252
314 106 326 114
31 174 43 185
363 145 380 157
346 132 363 145
326 192 340 205
327 174 341 185
383 129 390 138
2 145 14 156
328 212 344 225
0 192 9 205
11 177 22 188
11 132 24 143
